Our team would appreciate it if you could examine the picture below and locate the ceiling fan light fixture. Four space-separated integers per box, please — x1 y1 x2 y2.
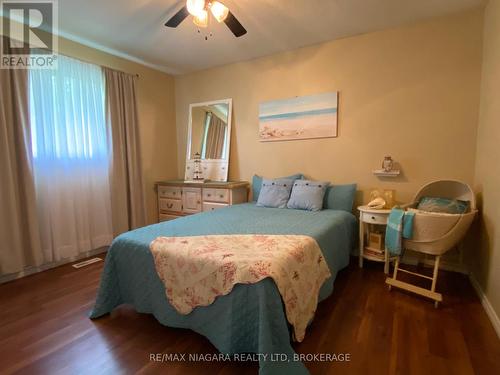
193 9 209 28
164 0 246 38
210 1 229 23
186 0 206 16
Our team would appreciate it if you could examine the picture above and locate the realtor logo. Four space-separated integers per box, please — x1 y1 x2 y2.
1 0 58 69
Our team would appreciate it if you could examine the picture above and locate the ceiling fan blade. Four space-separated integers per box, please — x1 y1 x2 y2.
224 11 247 37
165 5 189 28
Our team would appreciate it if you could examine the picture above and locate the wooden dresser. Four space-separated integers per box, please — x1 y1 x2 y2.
155 180 249 222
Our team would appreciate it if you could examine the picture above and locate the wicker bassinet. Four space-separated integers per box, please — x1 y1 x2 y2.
387 180 477 307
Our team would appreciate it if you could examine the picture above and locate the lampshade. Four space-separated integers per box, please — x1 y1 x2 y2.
193 9 208 28
187 0 205 16
210 1 229 22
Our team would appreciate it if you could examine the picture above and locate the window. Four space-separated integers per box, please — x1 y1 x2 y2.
29 55 108 162
27 55 113 261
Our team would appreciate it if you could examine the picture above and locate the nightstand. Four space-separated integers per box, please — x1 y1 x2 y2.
358 205 394 274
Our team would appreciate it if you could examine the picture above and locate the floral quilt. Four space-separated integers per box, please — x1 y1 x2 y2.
149 234 331 342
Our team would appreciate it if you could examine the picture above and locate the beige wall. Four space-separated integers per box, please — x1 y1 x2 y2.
471 0 500 319
175 10 483 205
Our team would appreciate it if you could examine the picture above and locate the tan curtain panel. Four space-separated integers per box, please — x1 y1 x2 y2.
0 36 43 275
205 114 227 159
104 67 146 235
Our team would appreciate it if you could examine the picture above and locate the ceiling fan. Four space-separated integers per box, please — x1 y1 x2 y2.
165 0 247 38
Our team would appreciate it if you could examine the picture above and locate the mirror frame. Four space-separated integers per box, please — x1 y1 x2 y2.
185 98 233 182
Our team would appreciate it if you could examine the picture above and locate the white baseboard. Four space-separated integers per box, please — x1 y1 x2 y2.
469 274 500 339
0 247 108 284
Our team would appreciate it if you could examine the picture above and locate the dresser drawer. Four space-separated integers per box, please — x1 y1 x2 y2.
158 185 181 199
361 212 388 225
203 188 229 203
182 187 202 214
203 202 228 212
159 214 181 222
159 198 182 213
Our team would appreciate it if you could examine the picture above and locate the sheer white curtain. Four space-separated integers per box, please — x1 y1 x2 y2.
29 55 113 262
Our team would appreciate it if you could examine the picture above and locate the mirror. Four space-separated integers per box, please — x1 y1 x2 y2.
185 99 232 182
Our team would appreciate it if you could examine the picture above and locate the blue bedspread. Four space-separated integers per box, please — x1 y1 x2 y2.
90 203 357 374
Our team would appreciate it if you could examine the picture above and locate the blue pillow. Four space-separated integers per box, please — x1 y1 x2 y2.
252 173 304 201
323 184 357 212
287 180 329 211
417 197 469 214
256 179 294 208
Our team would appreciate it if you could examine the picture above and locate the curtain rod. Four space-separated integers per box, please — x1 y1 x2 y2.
57 51 140 78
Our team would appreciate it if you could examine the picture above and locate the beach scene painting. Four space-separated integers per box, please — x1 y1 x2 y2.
259 92 338 142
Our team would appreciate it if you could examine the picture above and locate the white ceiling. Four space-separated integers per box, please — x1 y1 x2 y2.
55 0 483 74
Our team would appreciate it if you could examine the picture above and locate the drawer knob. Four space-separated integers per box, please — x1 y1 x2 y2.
372 216 376 220
207 194 211 197
219 195 224 198
167 203 173 209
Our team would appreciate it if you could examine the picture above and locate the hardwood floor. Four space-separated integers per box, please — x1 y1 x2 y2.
0 257 499 375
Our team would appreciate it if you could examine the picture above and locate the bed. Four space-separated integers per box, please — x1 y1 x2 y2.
90 203 357 374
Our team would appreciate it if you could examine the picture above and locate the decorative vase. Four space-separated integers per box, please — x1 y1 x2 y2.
383 189 395 208
382 156 394 172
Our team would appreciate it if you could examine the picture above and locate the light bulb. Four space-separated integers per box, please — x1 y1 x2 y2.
187 0 205 16
193 9 208 27
210 1 229 22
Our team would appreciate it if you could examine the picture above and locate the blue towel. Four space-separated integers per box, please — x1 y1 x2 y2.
385 208 415 256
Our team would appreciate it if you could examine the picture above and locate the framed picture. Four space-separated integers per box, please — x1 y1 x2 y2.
259 92 338 142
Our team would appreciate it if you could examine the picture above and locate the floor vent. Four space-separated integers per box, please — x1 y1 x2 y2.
72 257 102 269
